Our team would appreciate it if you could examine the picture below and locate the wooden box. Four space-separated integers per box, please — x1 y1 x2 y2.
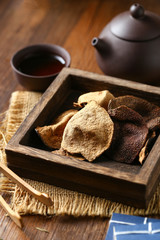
5 68 160 208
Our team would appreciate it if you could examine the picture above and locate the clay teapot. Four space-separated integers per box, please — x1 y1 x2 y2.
92 3 160 86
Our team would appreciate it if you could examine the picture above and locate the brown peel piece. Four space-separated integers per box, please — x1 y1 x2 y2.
108 95 160 131
61 101 114 162
107 105 148 164
74 90 114 110
146 108 160 131
36 109 78 149
108 105 144 123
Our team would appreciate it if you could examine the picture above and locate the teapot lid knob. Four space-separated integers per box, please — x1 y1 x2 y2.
110 3 160 41
130 3 144 19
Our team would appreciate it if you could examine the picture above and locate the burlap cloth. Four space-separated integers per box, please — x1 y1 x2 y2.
0 91 160 217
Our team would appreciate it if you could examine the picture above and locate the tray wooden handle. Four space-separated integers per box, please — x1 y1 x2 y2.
0 195 22 228
0 162 53 206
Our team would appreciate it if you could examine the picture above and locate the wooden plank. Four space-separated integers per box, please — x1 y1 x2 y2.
0 196 108 240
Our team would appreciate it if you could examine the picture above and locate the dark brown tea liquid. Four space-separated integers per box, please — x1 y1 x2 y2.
18 54 65 76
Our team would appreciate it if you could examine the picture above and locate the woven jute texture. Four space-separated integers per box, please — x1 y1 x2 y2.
0 91 160 217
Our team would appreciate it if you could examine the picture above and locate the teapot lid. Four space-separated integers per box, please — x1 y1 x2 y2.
110 3 160 41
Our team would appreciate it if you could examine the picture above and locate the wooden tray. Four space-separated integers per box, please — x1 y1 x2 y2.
5 68 160 208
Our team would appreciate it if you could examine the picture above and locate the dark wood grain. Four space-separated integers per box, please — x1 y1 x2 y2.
0 0 160 239
0 195 109 240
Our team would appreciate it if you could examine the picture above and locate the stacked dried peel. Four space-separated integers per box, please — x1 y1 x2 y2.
36 90 160 164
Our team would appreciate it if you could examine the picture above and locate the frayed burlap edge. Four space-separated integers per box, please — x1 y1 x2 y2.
0 91 160 217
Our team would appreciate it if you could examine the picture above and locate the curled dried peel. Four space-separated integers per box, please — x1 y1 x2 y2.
61 101 114 162
74 90 114 110
108 95 160 131
139 131 157 164
107 106 148 164
36 109 78 149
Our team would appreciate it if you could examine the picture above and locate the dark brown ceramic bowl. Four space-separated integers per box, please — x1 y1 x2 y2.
11 44 71 91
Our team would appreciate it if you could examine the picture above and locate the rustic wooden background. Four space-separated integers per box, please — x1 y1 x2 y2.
0 0 160 239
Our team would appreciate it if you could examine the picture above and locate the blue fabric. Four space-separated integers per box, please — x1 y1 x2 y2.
114 222 160 240
105 213 160 240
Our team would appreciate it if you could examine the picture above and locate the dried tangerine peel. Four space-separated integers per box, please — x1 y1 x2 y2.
74 90 114 110
108 95 160 130
146 108 160 131
61 101 114 162
107 106 148 164
139 131 157 164
36 109 78 149
53 148 85 161
52 109 78 124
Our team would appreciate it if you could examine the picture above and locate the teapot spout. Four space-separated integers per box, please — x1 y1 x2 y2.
91 37 106 52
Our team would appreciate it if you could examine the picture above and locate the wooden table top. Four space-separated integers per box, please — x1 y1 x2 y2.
0 0 160 239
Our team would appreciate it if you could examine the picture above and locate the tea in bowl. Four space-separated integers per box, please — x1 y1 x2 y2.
11 44 71 91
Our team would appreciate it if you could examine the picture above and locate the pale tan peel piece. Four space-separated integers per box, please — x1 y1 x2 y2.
139 131 156 164
36 109 78 149
51 109 78 124
74 90 115 110
53 148 85 161
61 101 114 162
